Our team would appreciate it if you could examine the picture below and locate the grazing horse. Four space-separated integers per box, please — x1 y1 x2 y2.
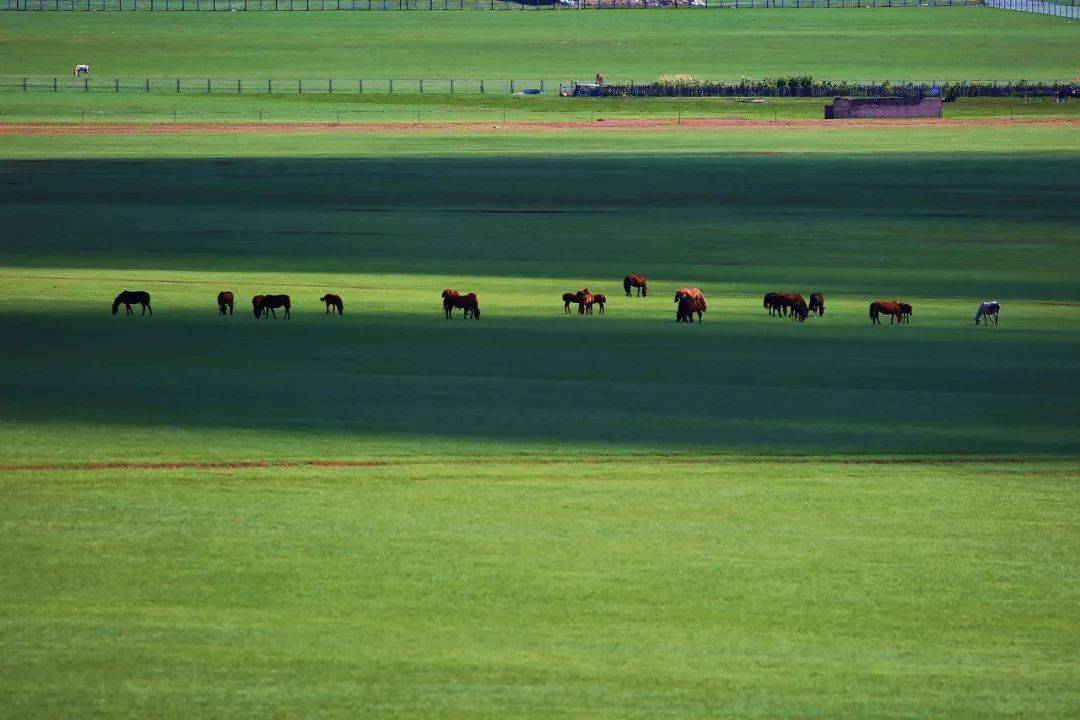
217 291 234 316
975 300 1001 326
674 288 706 313
112 290 151 316
577 288 595 315
320 294 344 315
869 300 904 325
444 292 480 319
764 292 781 316
252 295 266 318
73 64 90 78
676 296 705 323
562 291 583 314
790 299 809 322
261 294 291 319
587 293 607 315
898 303 913 324
809 292 825 317
623 274 648 298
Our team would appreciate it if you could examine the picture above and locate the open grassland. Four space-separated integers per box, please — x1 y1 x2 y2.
2 117 1078 715
1 124 1078 463
2 94 1079 125
2 8 1077 81
2 460 1079 718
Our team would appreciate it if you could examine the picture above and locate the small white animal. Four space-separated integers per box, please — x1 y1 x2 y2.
73 64 91 77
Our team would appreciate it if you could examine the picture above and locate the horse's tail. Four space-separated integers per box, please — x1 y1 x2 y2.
869 303 876 320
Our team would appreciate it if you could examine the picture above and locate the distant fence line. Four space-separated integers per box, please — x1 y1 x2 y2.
2 76 1076 97
0 0 989 10
984 0 1080 15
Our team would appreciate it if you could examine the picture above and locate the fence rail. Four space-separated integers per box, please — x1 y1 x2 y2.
984 0 1080 15
2 76 1075 96
0 0 990 10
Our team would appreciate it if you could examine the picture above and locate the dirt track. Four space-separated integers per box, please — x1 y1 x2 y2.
0 117 1076 136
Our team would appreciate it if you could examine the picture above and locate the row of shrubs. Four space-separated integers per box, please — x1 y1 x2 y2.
578 75 1079 100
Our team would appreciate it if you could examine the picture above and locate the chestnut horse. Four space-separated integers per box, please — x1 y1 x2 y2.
674 288 706 313
444 292 480 319
676 296 705 323
252 295 265 318
217 291 234 316
320 294 344 315
261 294 291 319
809 292 825 317
767 292 805 318
562 291 583 314
623 274 648 297
578 288 595 315
588 293 607 315
112 290 152 316
790 298 809 322
869 300 904 325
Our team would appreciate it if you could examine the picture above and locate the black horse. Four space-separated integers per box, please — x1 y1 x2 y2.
112 290 152 316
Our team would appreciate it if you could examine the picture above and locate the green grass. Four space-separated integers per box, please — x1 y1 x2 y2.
2 9 1077 81
2 460 1079 718
2 125 1078 463
3 93 1079 125
2 97 1079 715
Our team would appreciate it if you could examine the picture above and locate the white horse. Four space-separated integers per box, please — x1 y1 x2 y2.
73 64 91 78
975 300 1001 326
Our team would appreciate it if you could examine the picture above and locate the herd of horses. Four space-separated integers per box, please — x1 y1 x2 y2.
110 281 1003 326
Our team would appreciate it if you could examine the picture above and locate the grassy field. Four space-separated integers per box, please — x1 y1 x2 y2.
3 460 1078 718
2 8 1078 81
2 8 1080 715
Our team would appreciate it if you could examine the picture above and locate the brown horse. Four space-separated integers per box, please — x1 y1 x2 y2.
578 288 595 315
676 296 705 323
588 293 607 315
809 292 825 317
217 291 234 316
898 303 913 324
623 274 648 298
790 298 809 322
112 290 151 316
320 294 344 315
674 288 706 312
869 300 904 325
562 291 583 314
252 295 266 318
766 292 805 318
441 289 460 300
261 294 291 319
444 292 480 319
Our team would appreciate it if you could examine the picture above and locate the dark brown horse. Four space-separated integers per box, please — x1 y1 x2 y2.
790 298 809 322
444 292 480 319
869 300 904 325
767 292 805 318
320 294 344 315
252 294 266 318
808 292 825 317
112 290 151 316
562 291 583 314
217 290 234 316
676 296 705 323
764 292 781 316
588 293 607 315
623 274 648 298
898 303 913 324
261 294 291 319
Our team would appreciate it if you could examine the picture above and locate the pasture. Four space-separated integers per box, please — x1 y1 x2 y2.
2 6 1080 717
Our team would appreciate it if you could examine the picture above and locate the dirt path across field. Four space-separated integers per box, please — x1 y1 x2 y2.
0 117 1076 136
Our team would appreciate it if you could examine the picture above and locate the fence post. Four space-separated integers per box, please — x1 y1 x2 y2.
329 78 333 94
299 79 303 94
85 77 89 92
268 78 272 93
480 79 484 94
389 79 393 93
450 78 454 94
146 78 150 92
177 78 180 93
510 79 515 93
22 77 26 92
54 78 58 92
419 78 423 94
207 78 211 93
238 78 242 93
359 79 363 93
115 78 119 93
